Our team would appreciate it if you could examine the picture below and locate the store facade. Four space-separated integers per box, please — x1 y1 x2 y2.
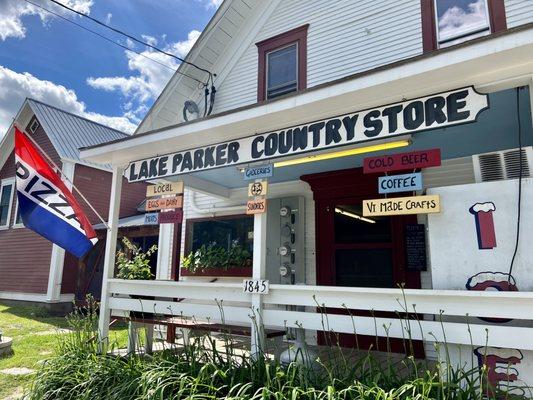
81 0 533 391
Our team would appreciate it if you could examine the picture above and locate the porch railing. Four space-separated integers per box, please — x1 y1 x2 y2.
107 279 533 352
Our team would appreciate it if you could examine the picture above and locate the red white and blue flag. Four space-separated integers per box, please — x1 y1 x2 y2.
14 127 97 258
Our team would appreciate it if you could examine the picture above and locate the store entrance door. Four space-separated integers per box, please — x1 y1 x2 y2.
302 168 423 356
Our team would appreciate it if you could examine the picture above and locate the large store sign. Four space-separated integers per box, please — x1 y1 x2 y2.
126 87 488 182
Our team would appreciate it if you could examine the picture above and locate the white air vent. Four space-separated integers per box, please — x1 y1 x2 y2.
473 147 533 182
29 119 39 133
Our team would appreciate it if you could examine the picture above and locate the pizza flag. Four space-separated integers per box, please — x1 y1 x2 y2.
14 127 97 258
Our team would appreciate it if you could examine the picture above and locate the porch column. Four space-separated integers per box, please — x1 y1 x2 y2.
98 166 123 349
251 184 267 359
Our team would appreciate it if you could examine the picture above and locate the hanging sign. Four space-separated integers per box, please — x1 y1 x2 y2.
362 195 440 216
146 181 183 197
364 148 441 174
144 213 159 225
378 172 423 194
246 198 267 215
248 181 268 197
126 87 487 182
145 196 183 211
244 164 273 180
158 209 183 224
405 224 427 271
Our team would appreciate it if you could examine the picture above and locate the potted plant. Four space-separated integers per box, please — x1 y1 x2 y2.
181 240 252 277
116 237 157 318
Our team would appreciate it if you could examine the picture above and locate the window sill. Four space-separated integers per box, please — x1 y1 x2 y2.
180 266 252 277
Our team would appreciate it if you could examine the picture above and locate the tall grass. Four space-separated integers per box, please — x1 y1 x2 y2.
26 299 529 400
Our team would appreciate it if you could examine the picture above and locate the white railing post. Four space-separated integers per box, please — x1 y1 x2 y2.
98 166 123 351
251 200 267 359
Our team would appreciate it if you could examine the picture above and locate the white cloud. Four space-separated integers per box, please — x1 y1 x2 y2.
0 65 137 137
0 0 93 41
438 0 488 40
201 0 223 9
86 30 201 123
105 12 112 24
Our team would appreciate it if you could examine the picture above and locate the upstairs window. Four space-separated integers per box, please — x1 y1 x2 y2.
256 25 308 101
0 179 14 229
421 0 507 52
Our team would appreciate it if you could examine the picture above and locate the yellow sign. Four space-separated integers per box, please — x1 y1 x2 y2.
248 181 268 197
362 195 440 217
145 195 183 211
146 182 183 197
246 199 267 215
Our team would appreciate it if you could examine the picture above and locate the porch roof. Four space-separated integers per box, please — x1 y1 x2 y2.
79 25 533 191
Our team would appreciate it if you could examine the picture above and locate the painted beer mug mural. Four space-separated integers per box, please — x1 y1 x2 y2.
469 202 497 249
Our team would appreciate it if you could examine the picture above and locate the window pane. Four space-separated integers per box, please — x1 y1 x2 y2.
188 216 254 254
435 0 490 45
15 203 23 225
334 204 391 244
0 184 13 226
267 44 297 99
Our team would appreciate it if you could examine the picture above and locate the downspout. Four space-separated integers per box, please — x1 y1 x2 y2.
188 190 246 215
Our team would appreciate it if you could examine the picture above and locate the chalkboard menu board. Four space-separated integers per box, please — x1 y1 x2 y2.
405 224 427 271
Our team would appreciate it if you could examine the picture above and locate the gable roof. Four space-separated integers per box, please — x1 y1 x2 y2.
27 99 129 165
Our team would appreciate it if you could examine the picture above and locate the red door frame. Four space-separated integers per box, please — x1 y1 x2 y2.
302 167 423 355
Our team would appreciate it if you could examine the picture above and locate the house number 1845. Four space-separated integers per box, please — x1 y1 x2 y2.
243 279 269 294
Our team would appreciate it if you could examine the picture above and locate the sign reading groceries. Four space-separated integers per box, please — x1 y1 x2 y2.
126 87 487 182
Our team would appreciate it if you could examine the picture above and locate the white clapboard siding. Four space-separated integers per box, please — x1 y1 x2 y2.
505 0 533 28
422 157 476 188
213 0 422 114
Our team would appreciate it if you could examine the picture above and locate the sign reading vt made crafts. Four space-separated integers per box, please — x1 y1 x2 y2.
363 195 440 217
126 87 487 182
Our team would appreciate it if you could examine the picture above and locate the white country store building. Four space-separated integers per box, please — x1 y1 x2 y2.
80 0 533 390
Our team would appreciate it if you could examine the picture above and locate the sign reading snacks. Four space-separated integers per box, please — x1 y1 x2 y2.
378 172 423 194
126 87 487 182
248 181 268 197
146 181 183 197
363 195 440 216
145 196 183 211
246 198 267 215
364 149 441 174
244 164 273 180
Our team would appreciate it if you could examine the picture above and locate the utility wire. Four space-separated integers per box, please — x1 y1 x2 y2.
23 0 205 87
47 0 213 83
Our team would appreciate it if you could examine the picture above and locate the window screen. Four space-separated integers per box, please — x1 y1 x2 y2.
0 183 13 227
266 43 298 99
435 0 490 47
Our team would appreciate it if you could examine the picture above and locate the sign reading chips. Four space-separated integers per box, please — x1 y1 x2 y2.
363 195 440 216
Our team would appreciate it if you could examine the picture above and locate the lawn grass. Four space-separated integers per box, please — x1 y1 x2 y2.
0 301 128 399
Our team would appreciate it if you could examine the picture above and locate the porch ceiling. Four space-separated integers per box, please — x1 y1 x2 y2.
80 26 533 172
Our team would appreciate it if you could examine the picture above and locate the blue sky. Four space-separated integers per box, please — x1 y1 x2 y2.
0 0 219 135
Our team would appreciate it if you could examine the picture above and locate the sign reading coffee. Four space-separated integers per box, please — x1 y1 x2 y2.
126 87 488 182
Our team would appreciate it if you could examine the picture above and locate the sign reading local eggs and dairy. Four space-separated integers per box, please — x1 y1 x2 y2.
126 87 488 182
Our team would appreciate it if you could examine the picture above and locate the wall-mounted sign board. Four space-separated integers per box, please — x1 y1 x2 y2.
246 199 267 214
378 172 423 194
146 181 183 197
244 164 273 180
126 87 487 182
158 209 183 224
364 149 441 174
145 195 183 211
405 224 427 271
362 195 440 216
144 213 159 225
248 181 268 197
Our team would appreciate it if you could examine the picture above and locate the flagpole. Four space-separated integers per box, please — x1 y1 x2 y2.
15 124 110 229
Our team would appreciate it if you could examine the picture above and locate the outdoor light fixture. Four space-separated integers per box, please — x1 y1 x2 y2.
273 139 410 168
334 207 375 224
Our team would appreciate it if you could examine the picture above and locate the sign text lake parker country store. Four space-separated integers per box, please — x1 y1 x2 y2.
126 87 488 182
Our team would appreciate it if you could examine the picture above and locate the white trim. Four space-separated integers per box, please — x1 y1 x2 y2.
0 291 74 303
0 177 15 230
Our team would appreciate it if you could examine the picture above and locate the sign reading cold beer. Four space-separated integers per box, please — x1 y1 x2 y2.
364 149 441 174
126 87 487 182
363 195 440 217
